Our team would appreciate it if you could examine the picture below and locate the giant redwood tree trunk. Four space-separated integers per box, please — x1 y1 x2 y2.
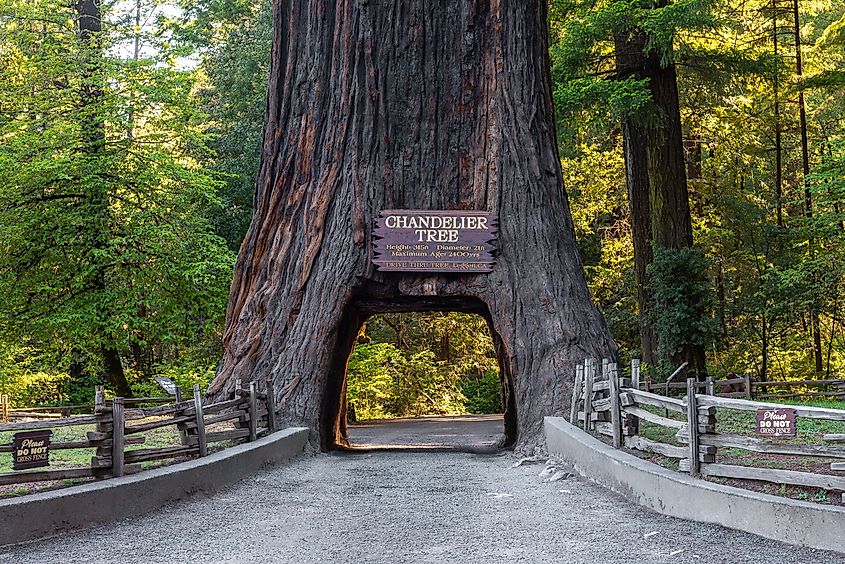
209 0 616 452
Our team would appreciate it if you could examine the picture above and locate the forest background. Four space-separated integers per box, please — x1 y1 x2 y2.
1 0 844 419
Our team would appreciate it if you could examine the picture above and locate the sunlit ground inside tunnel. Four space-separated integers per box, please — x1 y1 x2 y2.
342 312 507 451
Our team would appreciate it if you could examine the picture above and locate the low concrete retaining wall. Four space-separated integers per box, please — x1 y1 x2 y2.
0 427 309 546
545 417 845 553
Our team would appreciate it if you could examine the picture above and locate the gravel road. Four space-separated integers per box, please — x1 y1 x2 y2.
1 416 842 563
346 414 504 451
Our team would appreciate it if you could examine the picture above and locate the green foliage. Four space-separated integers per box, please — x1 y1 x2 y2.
346 343 467 419
180 0 272 249
461 371 503 414
346 343 405 420
0 0 235 400
563 144 640 352
647 245 718 360
554 0 845 382
346 314 502 420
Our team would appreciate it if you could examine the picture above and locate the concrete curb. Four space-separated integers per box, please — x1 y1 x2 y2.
545 417 845 553
0 427 309 547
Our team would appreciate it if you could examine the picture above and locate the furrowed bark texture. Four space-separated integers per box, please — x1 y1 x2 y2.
615 23 705 378
210 0 616 452
615 30 657 368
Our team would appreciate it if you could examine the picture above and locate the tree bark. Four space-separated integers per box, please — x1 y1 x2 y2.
615 30 658 367
210 0 616 452
103 348 133 398
645 46 707 378
615 24 706 378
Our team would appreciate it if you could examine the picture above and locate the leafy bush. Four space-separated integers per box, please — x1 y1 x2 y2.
1 371 71 407
461 370 503 414
346 343 403 420
647 245 717 364
346 342 474 420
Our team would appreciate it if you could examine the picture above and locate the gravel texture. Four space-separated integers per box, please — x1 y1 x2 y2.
1 417 842 563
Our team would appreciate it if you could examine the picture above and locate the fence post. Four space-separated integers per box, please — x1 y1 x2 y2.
631 359 640 391
175 386 183 403
111 397 125 478
706 376 715 396
608 362 622 448
248 382 258 441
91 386 109 477
265 380 277 433
583 359 594 431
193 383 207 457
570 363 583 423
94 385 105 412
0 394 8 423
744 374 752 399
686 378 700 477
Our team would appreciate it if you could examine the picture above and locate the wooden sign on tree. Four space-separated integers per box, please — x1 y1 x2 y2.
209 0 616 452
373 210 497 273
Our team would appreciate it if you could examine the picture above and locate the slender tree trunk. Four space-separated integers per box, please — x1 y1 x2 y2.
75 0 133 397
761 315 769 382
792 0 811 216
790 0 823 373
615 30 658 367
773 0 784 227
210 0 616 452
827 296 838 378
685 136 702 181
103 348 133 398
716 258 726 338
439 333 451 363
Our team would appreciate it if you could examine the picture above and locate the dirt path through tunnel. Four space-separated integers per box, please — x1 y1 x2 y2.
345 414 504 452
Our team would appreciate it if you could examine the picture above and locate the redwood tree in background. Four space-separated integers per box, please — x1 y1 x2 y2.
614 20 706 378
210 0 616 452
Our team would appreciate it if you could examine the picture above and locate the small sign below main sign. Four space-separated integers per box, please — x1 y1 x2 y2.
755 408 797 437
155 377 178 396
373 210 497 273
12 430 52 470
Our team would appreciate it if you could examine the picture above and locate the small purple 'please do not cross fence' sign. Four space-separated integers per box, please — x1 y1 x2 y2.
755 408 797 437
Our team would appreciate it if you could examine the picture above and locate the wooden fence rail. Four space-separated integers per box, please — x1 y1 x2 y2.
0 380 278 489
641 373 845 401
571 358 845 502
1 393 195 421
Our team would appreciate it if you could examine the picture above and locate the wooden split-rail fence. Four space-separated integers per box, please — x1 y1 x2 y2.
0 391 193 423
571 359 845 501
639 364 845 401
0 380 278 487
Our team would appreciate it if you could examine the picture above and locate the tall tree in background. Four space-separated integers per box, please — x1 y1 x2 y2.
552 1 712 377
0 0 234 397
74 0 132 395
